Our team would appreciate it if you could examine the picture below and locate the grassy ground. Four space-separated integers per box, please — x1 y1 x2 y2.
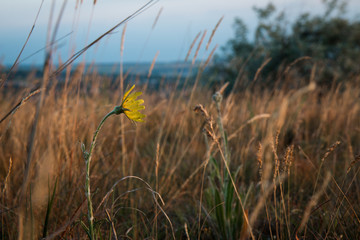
1 66 360 239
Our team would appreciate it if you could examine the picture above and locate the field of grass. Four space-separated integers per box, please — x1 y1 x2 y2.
1 63 360 239
1 2 360 240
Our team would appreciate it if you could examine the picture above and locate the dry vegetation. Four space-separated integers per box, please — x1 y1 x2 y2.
1 1 360 239
1 67 360 239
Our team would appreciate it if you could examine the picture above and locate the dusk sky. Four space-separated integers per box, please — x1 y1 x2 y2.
1 0 359 66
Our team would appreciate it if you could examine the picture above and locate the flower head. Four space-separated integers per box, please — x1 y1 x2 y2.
114 85 145 122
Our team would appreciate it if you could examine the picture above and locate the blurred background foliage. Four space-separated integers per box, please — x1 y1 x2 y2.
208 0 360 89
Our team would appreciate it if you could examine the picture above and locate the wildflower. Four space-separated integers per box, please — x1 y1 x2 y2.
114 85 145 122
82 85 145 240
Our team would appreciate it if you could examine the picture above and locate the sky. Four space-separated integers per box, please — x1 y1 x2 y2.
0 0 359 66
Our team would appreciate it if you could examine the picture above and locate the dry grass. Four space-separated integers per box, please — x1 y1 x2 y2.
1 2 360 239
1 69 360 239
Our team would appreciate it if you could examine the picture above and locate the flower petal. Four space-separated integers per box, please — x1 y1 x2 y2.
125 111 146 122
118 84 145 122
127 91 142 100
122 85 135 102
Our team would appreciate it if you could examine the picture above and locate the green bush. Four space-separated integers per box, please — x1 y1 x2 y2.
209 0 360 89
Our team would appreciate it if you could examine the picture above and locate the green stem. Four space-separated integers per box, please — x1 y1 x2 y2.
215 101 227 158
214 98 230 181
85 110 115 240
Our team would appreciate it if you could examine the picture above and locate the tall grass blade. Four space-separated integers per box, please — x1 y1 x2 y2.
214 189 226 238
224 176 234 220
42 179 58 238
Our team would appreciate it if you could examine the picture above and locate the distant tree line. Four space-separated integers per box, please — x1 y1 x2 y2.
208 0 360 89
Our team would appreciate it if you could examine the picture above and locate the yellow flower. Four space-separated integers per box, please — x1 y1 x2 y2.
114 85 145 122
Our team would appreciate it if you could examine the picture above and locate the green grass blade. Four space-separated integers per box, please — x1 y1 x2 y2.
42 178 58 238
224 176 234 220
80 220 91 239
210 156 221 180
214 189 226 239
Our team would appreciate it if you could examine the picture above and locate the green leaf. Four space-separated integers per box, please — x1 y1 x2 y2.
210 155 220 178
233 199 244 239
42 178 58 238
214 189 226 238
243 182 254 207
224 177 234 220
223 131 230 178
80 220 91 239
